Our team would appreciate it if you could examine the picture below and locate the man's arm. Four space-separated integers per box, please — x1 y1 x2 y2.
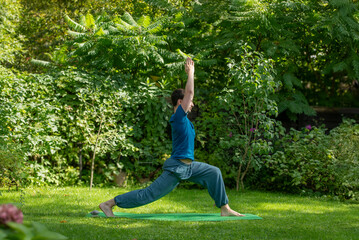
181 57 194 112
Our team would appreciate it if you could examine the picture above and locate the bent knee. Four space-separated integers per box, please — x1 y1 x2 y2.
209 166 222 177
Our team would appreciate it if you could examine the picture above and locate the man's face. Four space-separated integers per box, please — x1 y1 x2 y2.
177 99 194 112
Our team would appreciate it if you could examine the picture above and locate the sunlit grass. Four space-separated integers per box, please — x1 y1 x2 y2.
1 186 358 240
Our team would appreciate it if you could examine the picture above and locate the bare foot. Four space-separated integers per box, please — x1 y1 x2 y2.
99 199 116 217
221 204 245 217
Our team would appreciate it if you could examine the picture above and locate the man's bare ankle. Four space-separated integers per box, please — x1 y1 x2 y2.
220 204 245 217
99 199 116 217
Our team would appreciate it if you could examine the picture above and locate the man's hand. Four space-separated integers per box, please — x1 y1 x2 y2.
185 57 194 75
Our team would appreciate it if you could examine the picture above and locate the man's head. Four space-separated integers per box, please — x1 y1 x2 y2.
171 89 184 106
171 89 194 112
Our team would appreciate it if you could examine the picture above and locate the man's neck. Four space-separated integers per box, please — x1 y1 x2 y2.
174 105 179 113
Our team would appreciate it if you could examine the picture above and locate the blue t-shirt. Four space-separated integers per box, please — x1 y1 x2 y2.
170 105 195 160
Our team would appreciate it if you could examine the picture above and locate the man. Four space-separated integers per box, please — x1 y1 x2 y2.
99 58 244 217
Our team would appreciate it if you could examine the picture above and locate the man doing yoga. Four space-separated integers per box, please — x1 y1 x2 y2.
99 58 244 217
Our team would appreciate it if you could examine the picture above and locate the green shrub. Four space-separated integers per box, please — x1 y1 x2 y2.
263 125 336 193
0 0 23 66
261 119 359 200
195 44 280 190
0 67 171 186
0 142 27 189
330 119 359 200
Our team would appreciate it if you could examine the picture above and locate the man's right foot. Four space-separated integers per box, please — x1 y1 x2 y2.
99 202 115 217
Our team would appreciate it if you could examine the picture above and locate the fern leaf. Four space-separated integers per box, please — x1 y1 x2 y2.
108 26 119 33
30 59 52 67
95 27 105 36
330 0 351 8
147 21 163 34
293 91 308 103
122 12 138 27
67 30 86 38
158 49 179 60
64 14 86 32
74 41 95 55
198 59 218 66
288 101 303 114
85 13 96 30
146 35 166 45
79 15 86 28
116 19 134 32
174 12 183 21
156 40 168 46
176 49 191 59
283 73 294 90
303 105 316 116
333 61 348 72
150 51 164 64
138 15 151 28
277 100 289 113
165 61 183 70
292 76 302 88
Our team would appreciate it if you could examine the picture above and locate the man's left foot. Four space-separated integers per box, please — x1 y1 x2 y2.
220 204 245 217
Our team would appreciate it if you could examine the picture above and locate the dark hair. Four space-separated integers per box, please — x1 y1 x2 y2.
171 89 185 106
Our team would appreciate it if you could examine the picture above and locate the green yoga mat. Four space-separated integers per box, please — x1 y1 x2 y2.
86 212 262 221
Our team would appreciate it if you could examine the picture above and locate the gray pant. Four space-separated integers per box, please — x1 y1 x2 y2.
114 158 229 208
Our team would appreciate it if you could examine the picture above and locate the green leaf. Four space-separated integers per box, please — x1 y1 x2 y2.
147 21 163 34
122 12 138 27
333 61 347 73
176 49 191 59
85 13 95 30
31 221 48 233
0 230 7 239
117 19 133 31
33 231 68 240
30 59 52 67
282 72 302 90
64 14 86 32
138 16 151 28
95 27 105 36
6 222 33 238
67 30 86 38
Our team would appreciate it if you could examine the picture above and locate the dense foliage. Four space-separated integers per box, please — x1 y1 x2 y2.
0 67 171 186
261 119 359 200
195 45 280 190
0 0 23 67
0 0 358 200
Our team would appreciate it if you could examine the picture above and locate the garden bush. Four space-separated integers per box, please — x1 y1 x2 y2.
0 67 172 187
260 119 359 200
330 119 359 200
0 0 23 67
262 125 336 193
195 45 281 190
0 143 26 189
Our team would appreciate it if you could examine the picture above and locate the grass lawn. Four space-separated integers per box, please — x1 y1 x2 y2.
1 186 358 240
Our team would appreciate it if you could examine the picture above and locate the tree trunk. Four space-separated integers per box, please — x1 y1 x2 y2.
236 163 242 191
78 143 83 180
89 117 104 191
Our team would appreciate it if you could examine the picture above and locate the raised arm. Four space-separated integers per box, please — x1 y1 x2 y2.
181 57 194 112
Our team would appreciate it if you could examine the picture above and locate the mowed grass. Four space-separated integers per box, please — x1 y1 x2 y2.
1 186 358 240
